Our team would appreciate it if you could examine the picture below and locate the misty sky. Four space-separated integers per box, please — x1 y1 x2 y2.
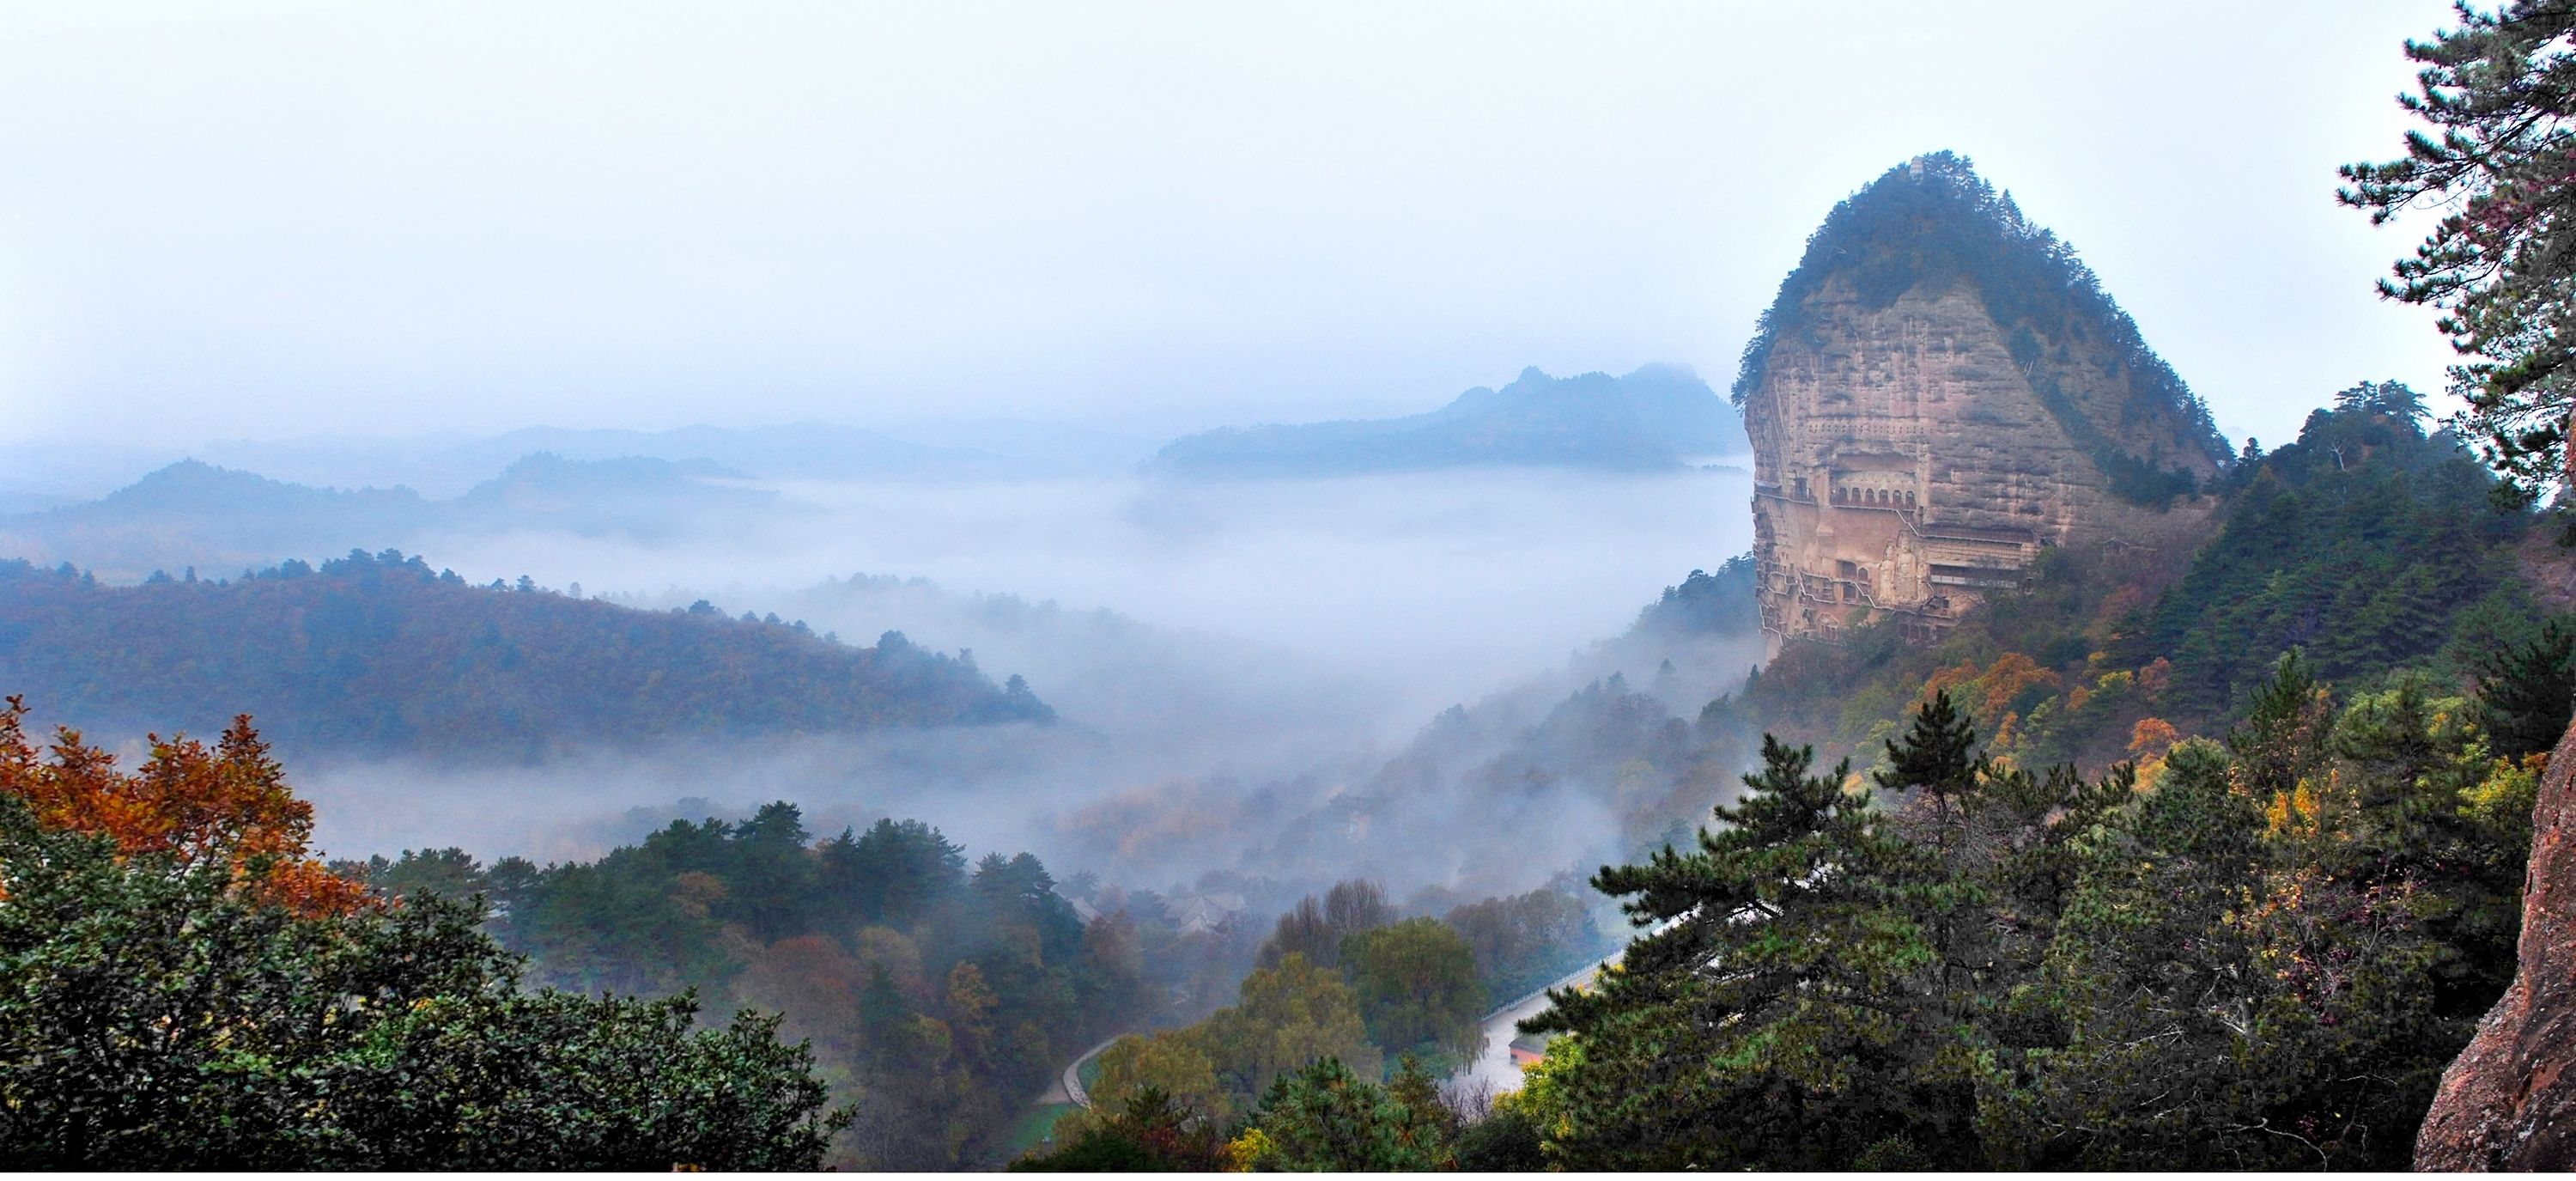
2 1 2458 452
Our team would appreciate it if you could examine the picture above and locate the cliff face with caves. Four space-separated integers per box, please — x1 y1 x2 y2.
1737 154 2230 654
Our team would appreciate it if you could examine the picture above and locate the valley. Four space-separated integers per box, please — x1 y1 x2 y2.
5 2 2570 1171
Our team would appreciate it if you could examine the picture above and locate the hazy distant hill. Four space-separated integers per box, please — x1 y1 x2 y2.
1145 363 1749 479
0 454 775 581
64 459 426 526
0 460 433 580
422 423 1012 485
177 422 1024 497
444 452 780 539
0 549 1051 762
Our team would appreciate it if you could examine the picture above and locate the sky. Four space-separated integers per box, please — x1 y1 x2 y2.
0 1 2463 453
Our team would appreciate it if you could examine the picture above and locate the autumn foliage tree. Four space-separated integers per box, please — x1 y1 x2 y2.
0 695 369 916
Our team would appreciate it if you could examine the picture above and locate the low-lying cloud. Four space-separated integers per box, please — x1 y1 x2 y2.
234 465 1753 901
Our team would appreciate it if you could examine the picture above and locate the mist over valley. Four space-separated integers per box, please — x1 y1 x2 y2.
0 368 1762 910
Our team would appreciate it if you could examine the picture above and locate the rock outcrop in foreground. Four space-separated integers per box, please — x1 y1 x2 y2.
1737 154 2229 654
2417 658 2576 1169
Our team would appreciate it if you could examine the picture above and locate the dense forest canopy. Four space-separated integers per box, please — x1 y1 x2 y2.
355 811 1607 1168
1732 151 2230 502
1628 554 1759 640
0 548 1050 762
356 806 1140 1169
2143 383 2531 714
1520 667 2534 1169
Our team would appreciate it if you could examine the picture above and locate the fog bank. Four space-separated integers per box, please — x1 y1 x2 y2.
295 465 1759 900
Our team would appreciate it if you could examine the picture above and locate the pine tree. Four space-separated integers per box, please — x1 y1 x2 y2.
2341 0 2576 504
1232 1056 1455 1172
1874 688 1984 849
1983 740 2277 1168
1525 736 1967 1168
2474 616 2576 757
2227 649 2331 798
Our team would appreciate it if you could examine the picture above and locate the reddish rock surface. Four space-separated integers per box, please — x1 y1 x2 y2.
2416 718 2576 1170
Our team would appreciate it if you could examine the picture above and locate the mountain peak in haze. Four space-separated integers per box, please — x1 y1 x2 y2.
1146 363 1748 479
87 459 423 517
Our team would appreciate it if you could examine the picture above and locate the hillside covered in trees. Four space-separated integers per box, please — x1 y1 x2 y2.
0 549 1051 762
1522 661 2537 1169
1481 384 2570 1169
350 814 1608 1168
352 808 1136 1169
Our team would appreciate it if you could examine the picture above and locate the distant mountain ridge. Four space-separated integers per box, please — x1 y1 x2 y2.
1145 363 1749 479
416 423 1010 484
0 454 771 581
131 421 1089 501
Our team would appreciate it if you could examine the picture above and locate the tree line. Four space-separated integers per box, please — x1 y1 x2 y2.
0 548 1049 763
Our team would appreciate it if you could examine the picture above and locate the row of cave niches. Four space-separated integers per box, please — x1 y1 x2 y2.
1832 484 1917 508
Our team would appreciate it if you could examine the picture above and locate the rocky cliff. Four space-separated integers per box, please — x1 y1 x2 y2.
1737 154 2229 653
2416 712 2576 1169
2417 449 2576 1170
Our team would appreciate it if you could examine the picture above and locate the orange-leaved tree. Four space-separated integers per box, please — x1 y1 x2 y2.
0 695 371 916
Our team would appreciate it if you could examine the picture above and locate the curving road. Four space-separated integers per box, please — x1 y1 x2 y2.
1454 953 1618 1096
1044 944 1631 1111
1049 1035 1125 1109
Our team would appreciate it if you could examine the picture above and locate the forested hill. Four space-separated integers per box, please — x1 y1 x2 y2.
1146 363 1747 478
0 550 1052 762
